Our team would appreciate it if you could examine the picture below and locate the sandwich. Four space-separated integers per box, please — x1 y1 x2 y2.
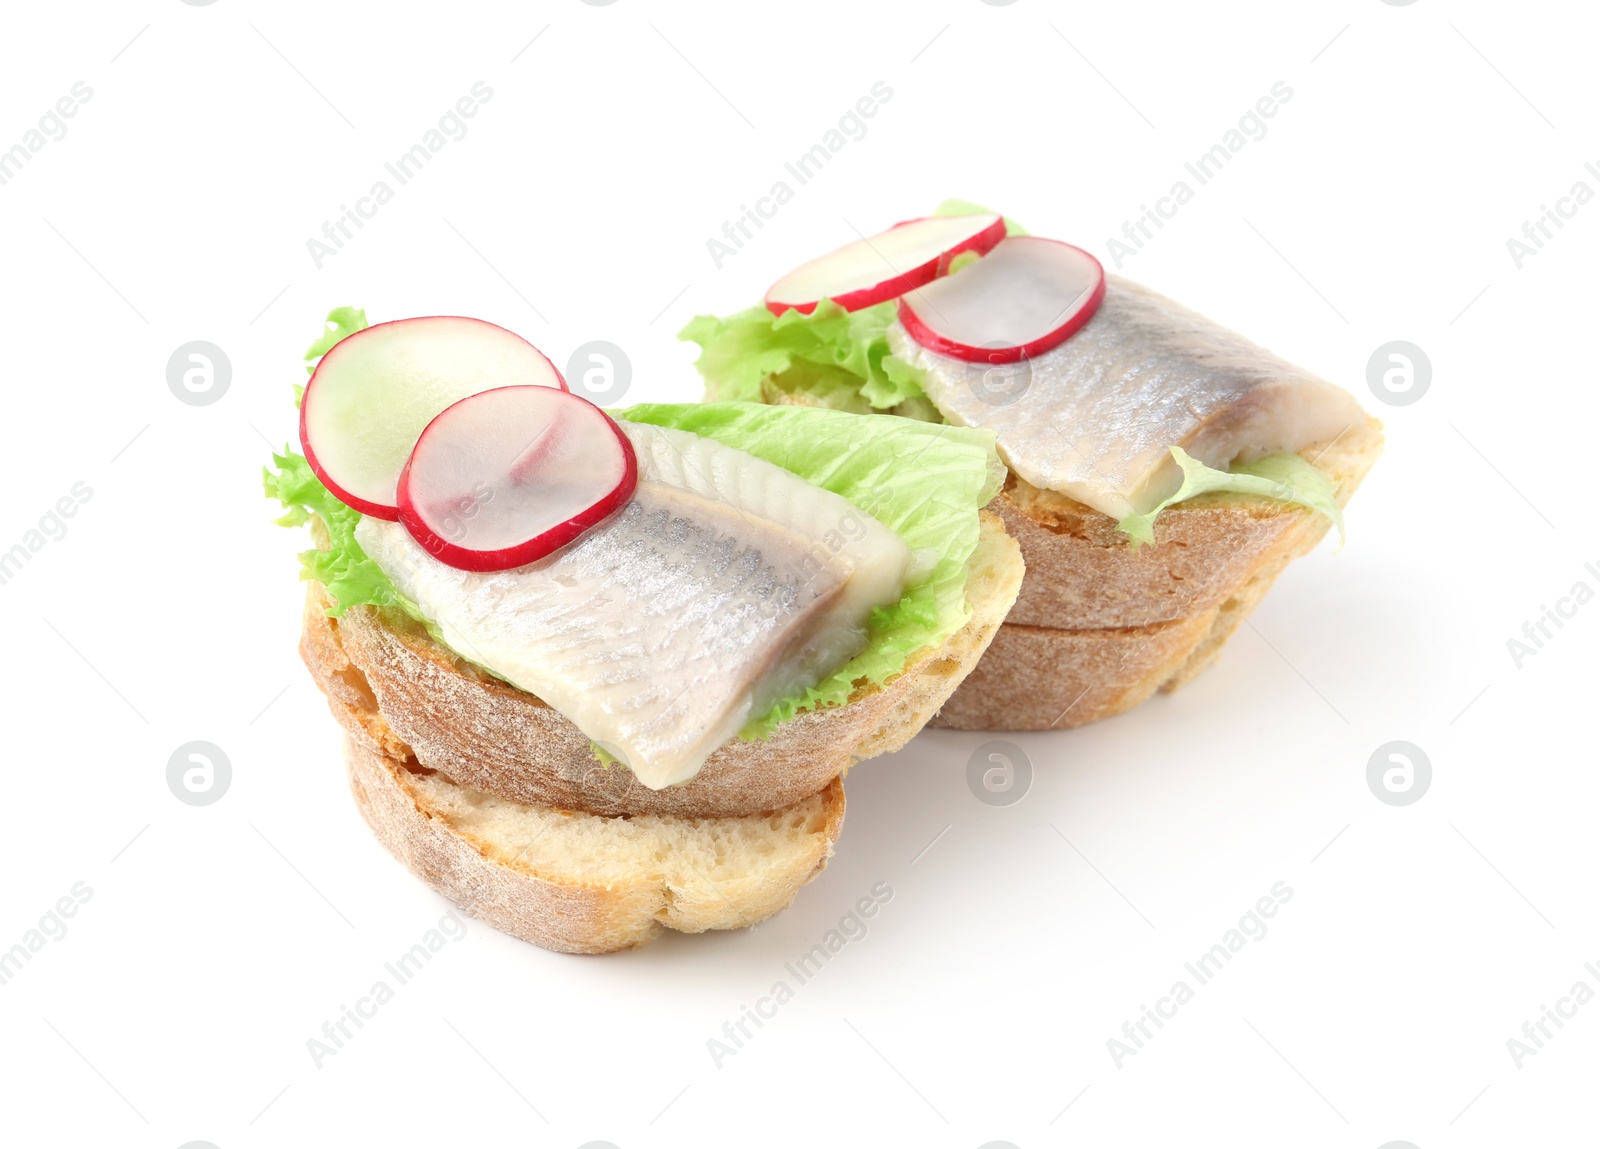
681 201 1382 730
267 308 1022 953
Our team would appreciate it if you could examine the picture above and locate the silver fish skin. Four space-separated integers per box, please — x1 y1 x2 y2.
888 275 1367 519
355 422 910 789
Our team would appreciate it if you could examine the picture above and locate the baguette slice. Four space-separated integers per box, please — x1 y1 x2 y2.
933 415 1383 729
344 734 844 954
760 388 1381 732
302 512 1023 818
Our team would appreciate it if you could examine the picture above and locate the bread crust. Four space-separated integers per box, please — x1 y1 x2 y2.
344 736 846 955
934 416 1383 730
302 512 1023 817
931 613 1217 730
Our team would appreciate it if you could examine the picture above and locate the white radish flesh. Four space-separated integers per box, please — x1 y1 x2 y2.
300 316 565 519
764 213 1005 316
396 386 636 572
897 237 1106 363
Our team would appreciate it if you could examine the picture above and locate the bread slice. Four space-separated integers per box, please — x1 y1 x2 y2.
302 511 1023 818
932 415 1384 730
300 501 1018 952
345 735 845 954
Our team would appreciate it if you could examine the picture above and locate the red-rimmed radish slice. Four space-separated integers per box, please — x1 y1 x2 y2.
396 386 636 572
897 237 1106 364
300 316 566 520
764 212 1006 316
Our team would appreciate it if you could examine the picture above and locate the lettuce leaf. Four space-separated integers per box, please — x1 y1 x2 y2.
304 305 369 371
266 305 412 617
293 306 370 403
263 448 422 617
1116 447 1345 549
679 299 928 410
614 402 1003 737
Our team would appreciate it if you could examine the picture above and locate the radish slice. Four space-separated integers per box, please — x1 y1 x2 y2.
897 237 1106 364
764 212 1006 316
396 387 636 572
300 316 566 520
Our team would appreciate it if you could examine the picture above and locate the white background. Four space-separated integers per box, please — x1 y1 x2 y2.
1 1 1595 1146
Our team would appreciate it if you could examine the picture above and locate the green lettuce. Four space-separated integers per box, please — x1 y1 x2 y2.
267 305 405 617
304 306 369 370
1116 447 1345 549
263 448 419 617
618 402 1003 737
292 305 371 405
679 299 927 410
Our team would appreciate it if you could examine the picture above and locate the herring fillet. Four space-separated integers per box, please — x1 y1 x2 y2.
622 421 912 686
356 422 911 789
361 487 843 788
888 275 1367 520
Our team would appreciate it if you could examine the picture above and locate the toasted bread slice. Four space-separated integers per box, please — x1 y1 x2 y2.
302 512 1022 817
933 416 1384 730
344 735 845 954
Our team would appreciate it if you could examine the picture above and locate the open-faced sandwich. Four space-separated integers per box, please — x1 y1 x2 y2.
267 308 1022 953
682 202 1382 729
